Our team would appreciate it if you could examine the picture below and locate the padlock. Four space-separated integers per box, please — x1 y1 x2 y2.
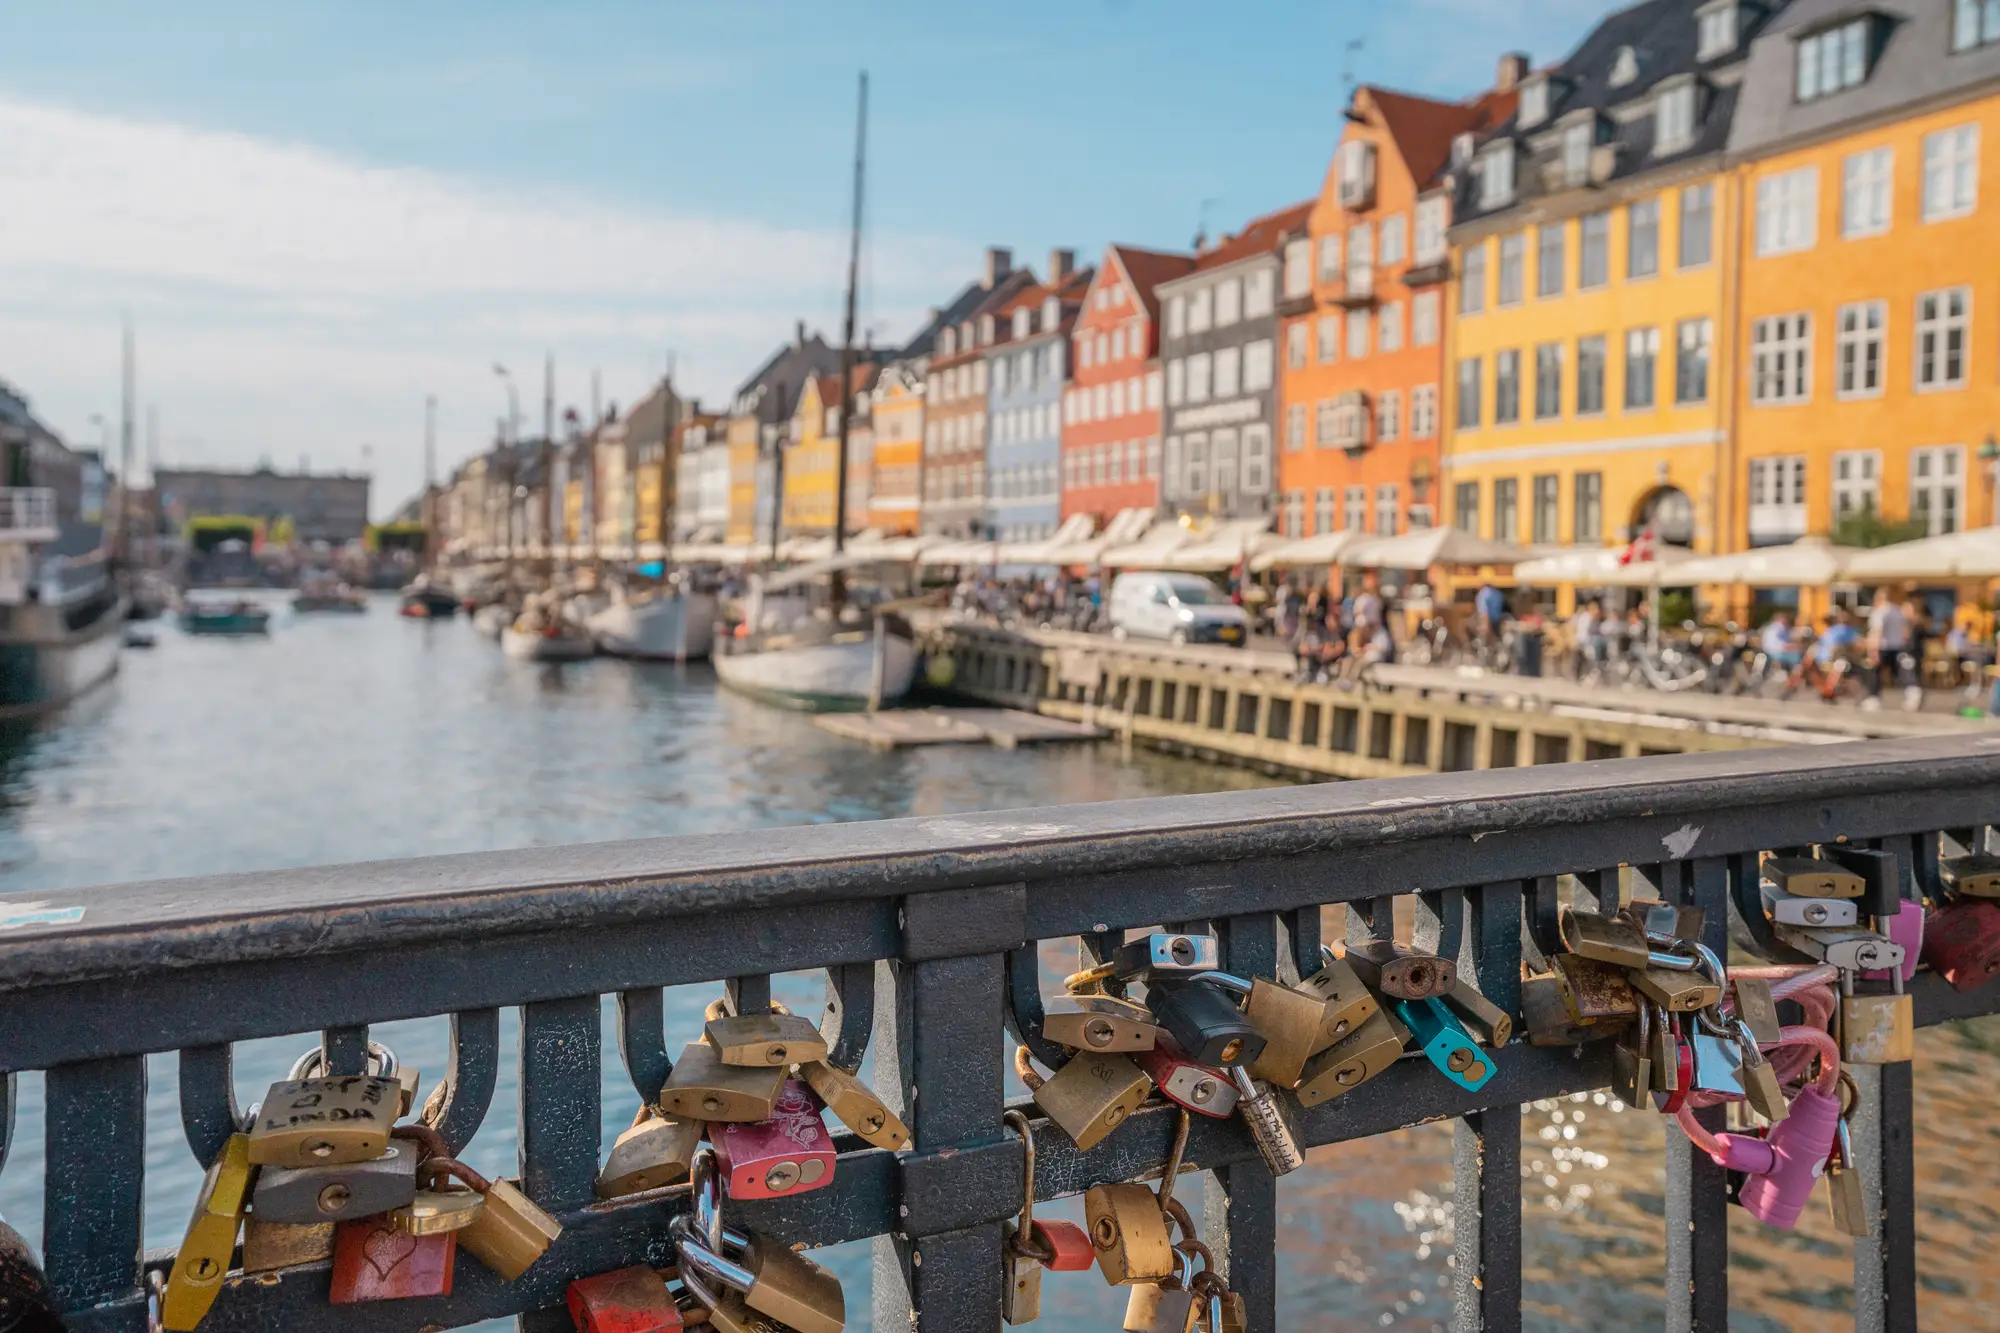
1552 954 1642 1025
1922 897 2000 992
1300 951 1381 1047
1520 973 1597 1047
1122 1245 1196 1332
1034 1219 1096 1271
241 1216 336 1273
673 1225 844 1333
1085 1182 1175 1285
388 1182 484 1236
1762 855 1864 899
1730 978 1785 1046
247 1075 399 1167
1145 979 1267 1069
1610 1002 1653 1110
1559 909 1652 968
329 1212 457 1302
598 1107 703 1198
395 1066 423 1118
1440 983 1512 1049
1940 851 2000 897
1111 932 1220 981
1393 998 1494 1091
1229 1067 1304 1175
1295 1008 1404 1105
1823 845 1903 922
1042 994 1163 1053
460 1174 562 1281
1029 1050 1152 1152
1761 885 1859 928
659 1042 788 1123
1202 970 1362 1088
1001 1109 1046 1326
1773 923 1904 972
0 1209 63 1333
567 1264 685 1332
712 1079 837 1201
1193 1269 1248 1333
703 1010 829 1069
1826 1076 1871 1238
1704 1082 1841 1229
797 1059 910 1151
1650 1008 1685 1103
250 1136 419 1224
1688 1026 1745 1101
1860 899 1924 983
162 1132 253 1331
1840 972 1913 1065
1627 965 1723 1014
1341 940 1456 1000
1135 1037 1239 1119
1733 1021 1789 1124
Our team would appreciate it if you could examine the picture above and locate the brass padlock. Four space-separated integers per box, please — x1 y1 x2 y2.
659 1041 788 1122
162 1132 254 1331
727 1236 845 1333
1295 1009 1403 1106
1242 972 1373 1088
1730 978 1785 1046
1043 994 1162 1053
704 1010 830 1068
1122 1246 1197 1331
247 1075 399 1167
395 1066 422 1118
1628 966 1722 1014
798 1060 909 1151
1001 1109 1044 1326
1441 984 1512 1048
240 1216 335 1273
1827 1075 1872 1238
459 1176 562 1280
1763 855 1865 899
1941 852 2000 897
1610 1003 1653 1110
1028 1050 1151 1152
1736 1032 1789 1124
1341 940 1456 1000
597 1107 702 1198
388 1184 484 1236
1520 973 1596 1047
1841 977 1914 1065
1085 1182 1175 1285
1299 952 1381 1047
1559 910 1652 969
1551 954 1641 1025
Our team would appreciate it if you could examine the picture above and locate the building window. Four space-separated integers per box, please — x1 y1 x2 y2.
1242 425 1271 494
1245 268 1275 318
1628 199 1660 278
1756 167 1819 255
1286 404 1307 452
1182 353 1210 404
1956 0 2000 49
1314 487 1335 534
1379 301 1404 352
1284 239 1311 298
1537 224 1564 298
1415 196 1449 264
1573 472 1603 543
1832 450 1881 518
1414 292 1441 346
1166 295 1186 339
1655 83 1697 155
1916 287 1970 389
1923 125 1980 221
1375 484 1400 536
1534 342 1564 420
1183 434 1207 495
1699 2 1739 59
1317 315 1340 363
1186 287 1212 334
1577 335 1607 415
1836 301 1885 398
1532 475 1560 545
1912 446 1965 533
1166 359 1185 406
1479 142 1516 208
1281 490 1303 537
1495 349 1522 424
1520 77 1549 128
1377 390 1401 443
1676 318 1712 404
1748 455 1809 542
1625 327 1659 409
1286 321 1308 369
1456 357 1482 429
1460 242 1487 315
1562 122 1593 187
1216 278 1242 327
1380 213 1407 266
1750 314 1813 404
1498 232 1526 305
1214 346 1241 399
1680 183 1714 267
1842 147 1893 237
1162 436 1181 496
1411 384 1437 438
1796 20 1868 102
1348 223 1374 295
1493 478 1519 543
1579 211 1610 288
1346 308 1370 359
1244 339 1274 392
1454 481 1480 534
1318 234 1342 282
1315 399 1339 448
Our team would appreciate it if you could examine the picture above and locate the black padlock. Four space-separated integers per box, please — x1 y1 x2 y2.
1145 979 1267 1069
1823 846 1903 922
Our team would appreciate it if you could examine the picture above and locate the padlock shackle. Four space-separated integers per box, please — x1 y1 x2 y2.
1002 1109 1037 1241
673 1228 757 1297
417 1155 492 1196
288 1041 397 1082
391 1122 450 1166
1190 971 1253 998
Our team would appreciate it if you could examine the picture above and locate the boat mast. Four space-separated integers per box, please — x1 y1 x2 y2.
831 71 867 565
423 394 436 575
118 316 134 566
657 356 678 585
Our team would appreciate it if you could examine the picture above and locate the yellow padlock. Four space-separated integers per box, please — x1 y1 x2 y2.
163 1133 254 1330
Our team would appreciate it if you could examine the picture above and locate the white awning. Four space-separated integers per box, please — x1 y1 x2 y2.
1101 519 1198 569
1844 526 2000 580
1340 528 1532 570
1668 535 1866 586
1513 543 1698 586
1251 530 1359 572
1154 519 1281 572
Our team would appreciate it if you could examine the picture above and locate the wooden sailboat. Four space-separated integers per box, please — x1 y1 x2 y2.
714 71 918 711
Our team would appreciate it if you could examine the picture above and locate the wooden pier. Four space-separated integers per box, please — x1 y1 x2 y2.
919 620 1988 781
814 706 1103 751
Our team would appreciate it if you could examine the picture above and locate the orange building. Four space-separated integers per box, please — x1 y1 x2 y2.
1060 245 1191 522
1277 76 1517 542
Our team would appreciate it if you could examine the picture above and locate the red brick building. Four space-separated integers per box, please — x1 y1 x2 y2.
1060 245 1193 521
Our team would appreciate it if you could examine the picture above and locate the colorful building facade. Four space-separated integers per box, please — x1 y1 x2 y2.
868 363 924 535
723 327 840 546
986 252 1091 543
783 365 878 536
1060 245 1190 522
923 248 1035 540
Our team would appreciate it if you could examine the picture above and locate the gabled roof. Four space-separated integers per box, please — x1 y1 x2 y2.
810 362 881 413
1366 86 1518 191
1107 245 1196 322
1187 200 1313 275
931 267 1040 364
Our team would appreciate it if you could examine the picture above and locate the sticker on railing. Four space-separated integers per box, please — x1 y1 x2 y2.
0 901 86 930
1661 824 1703 859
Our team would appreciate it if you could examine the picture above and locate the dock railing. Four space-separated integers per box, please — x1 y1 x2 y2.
3 734 1998 1331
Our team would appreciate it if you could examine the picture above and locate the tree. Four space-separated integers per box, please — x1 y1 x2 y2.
1829 503 1927 550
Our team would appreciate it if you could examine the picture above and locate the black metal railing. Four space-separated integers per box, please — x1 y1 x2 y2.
3 733 1998 1331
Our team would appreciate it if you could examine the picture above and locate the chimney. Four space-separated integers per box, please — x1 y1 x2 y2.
1496 52 1530 91
1047 248 1075 283
795 319 807 348
983 246 1013 288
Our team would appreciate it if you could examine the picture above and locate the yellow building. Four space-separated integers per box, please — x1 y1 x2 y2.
1728 0 2000 558
869 364 925 535
725 414 761 545
782 367 877 536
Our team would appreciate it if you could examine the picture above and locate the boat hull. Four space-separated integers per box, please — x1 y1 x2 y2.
472 604 512 640
713 633 916 712
0 595 125 719
587 593 718 660
501 627 596 662
181 611 271 635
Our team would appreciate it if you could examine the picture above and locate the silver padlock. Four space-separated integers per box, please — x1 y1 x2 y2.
1761 885 1859 929
1772 924 1905 972
250 1138 419 1223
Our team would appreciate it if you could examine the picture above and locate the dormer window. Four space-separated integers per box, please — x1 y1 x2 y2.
1042 296 1060 329
1697 0 1738 59
1610 46 1640 87
1519 76 1549 128
1337 140 1378 209
1796 18 1871 101
978 314 995 346
1955 0 2000 51
1012 308 1031 340
939 327 957 356
1561 121 1594 186
1654 80 1698 155
1478 141 1517 209
1451 132 1475 169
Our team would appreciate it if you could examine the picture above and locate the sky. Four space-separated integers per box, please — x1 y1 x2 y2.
0 0 1610 517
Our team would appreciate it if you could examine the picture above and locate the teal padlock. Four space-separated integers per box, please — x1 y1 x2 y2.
1393 997 1496 1091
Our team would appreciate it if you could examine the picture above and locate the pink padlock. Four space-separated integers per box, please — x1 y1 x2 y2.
1706 1083 1841 1230
711 1079 837 1201
1861 899 1924 983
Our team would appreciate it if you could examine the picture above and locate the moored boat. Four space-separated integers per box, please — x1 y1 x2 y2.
180 597 272 636
293 579 367 613
398 578 459 618
501 622 597 661
587 588 718 660
714 621 915 711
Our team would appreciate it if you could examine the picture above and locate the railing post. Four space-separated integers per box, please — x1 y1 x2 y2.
1454 882 1523 1333
42 1056 147 1328
1665 856 1730 1333
1851 1059 1918 1333
517 995 602 1333
1206 911 1281 1332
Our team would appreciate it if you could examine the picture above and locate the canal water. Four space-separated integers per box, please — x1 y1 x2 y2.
0 593 1993 1331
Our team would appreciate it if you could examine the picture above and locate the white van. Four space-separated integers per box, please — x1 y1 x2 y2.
1108 571 1251 647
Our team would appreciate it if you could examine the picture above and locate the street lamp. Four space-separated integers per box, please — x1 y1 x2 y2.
1978 433 1998 528
493 365 522 444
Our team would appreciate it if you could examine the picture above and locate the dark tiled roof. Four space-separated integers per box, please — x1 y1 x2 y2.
1191 200 1314 272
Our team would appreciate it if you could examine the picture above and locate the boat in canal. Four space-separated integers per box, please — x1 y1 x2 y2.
499 593 595 662
586 585 718 661
712 557 916 711
180 595 272 636
0 539 126 716
292 577 367 613
398 576 459 619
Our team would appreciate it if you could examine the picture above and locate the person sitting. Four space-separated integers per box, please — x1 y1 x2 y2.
1759 611 1801 671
